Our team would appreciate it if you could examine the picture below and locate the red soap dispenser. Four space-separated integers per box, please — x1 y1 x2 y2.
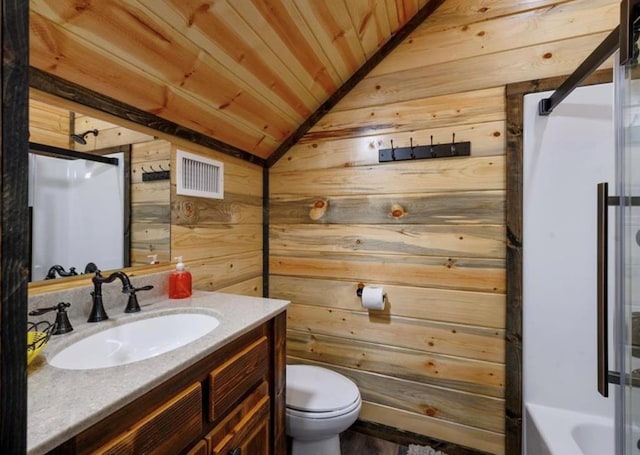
169 256 192 299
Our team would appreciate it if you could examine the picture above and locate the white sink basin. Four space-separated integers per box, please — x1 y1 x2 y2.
50 312 220 370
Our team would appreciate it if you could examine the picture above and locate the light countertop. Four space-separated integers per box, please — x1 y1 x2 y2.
27 291 288 454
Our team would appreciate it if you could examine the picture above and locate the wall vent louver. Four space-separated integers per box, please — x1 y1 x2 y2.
176 149 224 199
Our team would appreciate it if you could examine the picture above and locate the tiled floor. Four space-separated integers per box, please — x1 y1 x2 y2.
340 429 409 455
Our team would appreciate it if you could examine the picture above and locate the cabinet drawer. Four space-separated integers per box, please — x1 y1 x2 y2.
185 439 208 455
206 382 270 455
209 336 268 421
93 382 203 455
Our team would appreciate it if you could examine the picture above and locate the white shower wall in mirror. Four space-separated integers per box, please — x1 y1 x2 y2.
29 152 125 281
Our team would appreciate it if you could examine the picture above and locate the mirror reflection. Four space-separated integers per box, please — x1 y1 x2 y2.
29 144 127 281
28 96 172 283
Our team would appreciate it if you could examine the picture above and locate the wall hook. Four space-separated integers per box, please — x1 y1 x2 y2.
141 163 171 182
410 137 415 159
390 139 396 161
451 132 456 156
430 135 435 157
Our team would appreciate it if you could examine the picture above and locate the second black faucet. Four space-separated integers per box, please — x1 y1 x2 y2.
88 271 153 322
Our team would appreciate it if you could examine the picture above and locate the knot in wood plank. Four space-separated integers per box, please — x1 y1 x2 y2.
309 199 328 220
390 204 406 219
177 200 197 223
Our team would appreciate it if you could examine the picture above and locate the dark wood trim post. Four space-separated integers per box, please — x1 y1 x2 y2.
505 84 524 455
1 0 30 452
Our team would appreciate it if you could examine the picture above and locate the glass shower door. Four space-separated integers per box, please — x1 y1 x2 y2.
616 40 640 455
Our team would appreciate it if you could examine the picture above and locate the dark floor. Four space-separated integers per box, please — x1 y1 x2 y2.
340 429 409 455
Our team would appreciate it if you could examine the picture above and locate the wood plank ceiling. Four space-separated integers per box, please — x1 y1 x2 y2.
29 0 433 161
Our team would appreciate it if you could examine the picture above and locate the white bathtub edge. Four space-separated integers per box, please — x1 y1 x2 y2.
525 403 613 455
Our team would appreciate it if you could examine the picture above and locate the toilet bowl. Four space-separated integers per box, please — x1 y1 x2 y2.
286 364 361 455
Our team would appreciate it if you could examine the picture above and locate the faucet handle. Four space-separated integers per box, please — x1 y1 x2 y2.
124 285 154 313
29 302 73 335
29 305 57 317
128 285 153 293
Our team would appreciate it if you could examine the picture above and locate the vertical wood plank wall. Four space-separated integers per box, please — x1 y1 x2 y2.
269 1 618 453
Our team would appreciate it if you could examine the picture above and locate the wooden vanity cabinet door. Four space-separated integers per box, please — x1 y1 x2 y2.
206 381 270 455
209 336 269 421
239 419 269 455
90 382 203 455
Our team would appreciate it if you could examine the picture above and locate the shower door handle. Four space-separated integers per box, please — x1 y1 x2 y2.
597 182 609 397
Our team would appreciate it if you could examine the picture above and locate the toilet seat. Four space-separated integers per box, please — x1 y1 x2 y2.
286 364 360 418
287 396 361 419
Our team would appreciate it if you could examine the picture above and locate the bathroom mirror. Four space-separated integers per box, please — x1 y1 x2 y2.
28 95 172 284
28 142 129 282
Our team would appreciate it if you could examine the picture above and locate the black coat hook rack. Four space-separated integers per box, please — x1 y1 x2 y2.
141 164 170 182
379 134 471 163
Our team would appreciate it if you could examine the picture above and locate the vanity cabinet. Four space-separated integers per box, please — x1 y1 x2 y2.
48 312 286 455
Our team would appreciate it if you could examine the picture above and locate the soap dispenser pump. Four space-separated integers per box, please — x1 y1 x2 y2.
169 256 192 299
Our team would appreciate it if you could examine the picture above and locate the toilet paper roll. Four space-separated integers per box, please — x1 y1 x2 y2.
361 286 385 310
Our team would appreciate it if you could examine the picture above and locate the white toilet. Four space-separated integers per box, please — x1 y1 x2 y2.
286 364 361 455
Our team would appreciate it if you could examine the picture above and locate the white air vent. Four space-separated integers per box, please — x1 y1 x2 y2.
176 149 224 199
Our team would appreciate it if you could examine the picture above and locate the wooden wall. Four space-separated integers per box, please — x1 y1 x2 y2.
269 1 618 454
130 139 171 266
72 113 155 151
170 140 264 297
28 97 70 147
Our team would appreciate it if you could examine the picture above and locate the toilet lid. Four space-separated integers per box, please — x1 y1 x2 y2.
286 364 360 413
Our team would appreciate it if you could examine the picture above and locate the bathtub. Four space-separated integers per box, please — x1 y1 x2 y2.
526 403 615 455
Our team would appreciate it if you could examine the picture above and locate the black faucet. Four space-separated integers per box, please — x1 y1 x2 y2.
88 271 153 322
45 265 78 280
